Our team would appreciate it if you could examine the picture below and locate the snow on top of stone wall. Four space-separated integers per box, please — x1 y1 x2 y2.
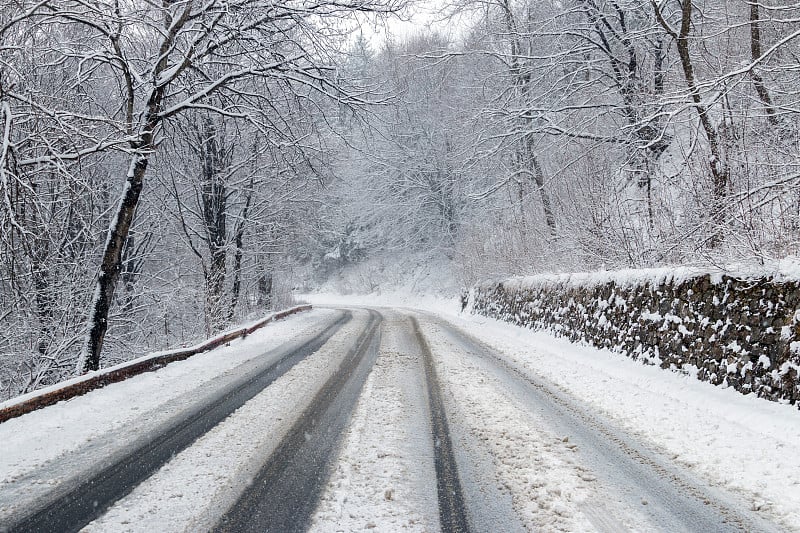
477 256 800 291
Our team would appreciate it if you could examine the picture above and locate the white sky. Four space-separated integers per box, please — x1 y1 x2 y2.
358 2 471 48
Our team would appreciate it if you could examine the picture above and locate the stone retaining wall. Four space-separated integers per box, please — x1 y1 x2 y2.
465 270 800 405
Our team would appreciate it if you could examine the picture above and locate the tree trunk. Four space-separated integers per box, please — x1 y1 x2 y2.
78 151 148 373
31 263 53 355
204 261 225 334
749 2 778 125
228 185 252 323
199 118 228 333
257 270 273 310
656 0 729 242
526 135 557 236
500 0 558 237
121 233 137 314
228 246 243 323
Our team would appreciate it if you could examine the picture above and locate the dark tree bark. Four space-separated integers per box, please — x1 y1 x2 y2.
500 0 558 237
80 148 150 372
749 2 778 125
23 188 55 355
527 137 556 232
228 181 253 323
257 270 273 310
198 118 229 332
653 0 729 242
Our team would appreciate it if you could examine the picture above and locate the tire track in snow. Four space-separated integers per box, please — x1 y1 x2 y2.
80 311 371 532
417 317 606 532
309 312 438 532
4 311 351 533
411 317 471 533
431 317 784 533
213 309 382 533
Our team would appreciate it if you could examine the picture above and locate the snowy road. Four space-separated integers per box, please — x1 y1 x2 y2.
0 305 796 532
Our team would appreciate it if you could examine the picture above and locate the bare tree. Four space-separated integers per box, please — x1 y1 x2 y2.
652 0 729 243
748 1 778 126
0 0 407 375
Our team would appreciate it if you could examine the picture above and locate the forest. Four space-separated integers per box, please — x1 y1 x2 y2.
1 0 799 399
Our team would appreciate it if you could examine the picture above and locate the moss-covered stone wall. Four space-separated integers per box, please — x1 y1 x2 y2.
465 272 800 405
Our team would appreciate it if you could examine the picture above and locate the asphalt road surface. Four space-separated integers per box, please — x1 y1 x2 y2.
0 307 786 533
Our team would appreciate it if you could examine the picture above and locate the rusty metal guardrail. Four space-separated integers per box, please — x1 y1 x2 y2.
0 305 312 424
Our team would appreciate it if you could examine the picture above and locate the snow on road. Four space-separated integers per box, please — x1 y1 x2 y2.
420 320 614 533
446 314 800 531
80 309 373 532
0 309 338 523
310 311 438 532
307 293 800 531
5 293 800 532
437 334 596 529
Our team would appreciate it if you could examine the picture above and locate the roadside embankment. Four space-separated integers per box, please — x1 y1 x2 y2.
0 305 312 424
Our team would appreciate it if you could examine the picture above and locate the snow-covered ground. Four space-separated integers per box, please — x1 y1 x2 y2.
423 321 599 532
0 309 338 522
310 311 439 532
306 292 800 531
4 293 800 531
82 310 370 532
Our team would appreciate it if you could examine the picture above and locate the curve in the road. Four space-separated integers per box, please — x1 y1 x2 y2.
5 311 352 533
411 317 472 533
213 309 383 533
